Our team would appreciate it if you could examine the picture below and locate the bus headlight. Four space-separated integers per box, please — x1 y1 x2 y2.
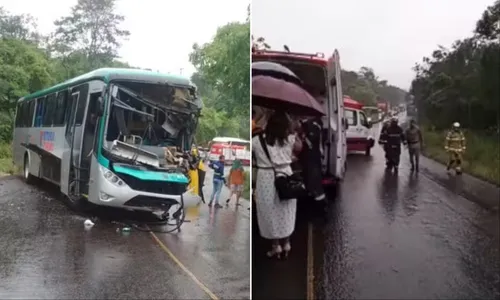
100 165 126 187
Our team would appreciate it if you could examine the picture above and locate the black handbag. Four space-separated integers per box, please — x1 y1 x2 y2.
258 134 306 201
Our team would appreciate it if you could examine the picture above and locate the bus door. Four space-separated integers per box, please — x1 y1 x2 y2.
61 84 89 197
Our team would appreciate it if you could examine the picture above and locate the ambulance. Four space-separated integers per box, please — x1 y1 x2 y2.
344 96 375 156
208 137 250 166
252 48 348 188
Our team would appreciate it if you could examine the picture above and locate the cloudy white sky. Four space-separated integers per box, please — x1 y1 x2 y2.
1 0 249 78
252 0 494 90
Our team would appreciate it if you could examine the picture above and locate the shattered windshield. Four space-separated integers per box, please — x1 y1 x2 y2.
102 82 201 169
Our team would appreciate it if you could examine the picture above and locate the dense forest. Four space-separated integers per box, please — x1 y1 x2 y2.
410 0 499 131
252 36 408 108
409 0 499 184
0 0 249 173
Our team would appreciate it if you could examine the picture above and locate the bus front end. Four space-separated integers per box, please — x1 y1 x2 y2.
89 80 202 213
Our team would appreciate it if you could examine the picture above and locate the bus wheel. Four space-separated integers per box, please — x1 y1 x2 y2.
23 155 35 185
365 147 371 156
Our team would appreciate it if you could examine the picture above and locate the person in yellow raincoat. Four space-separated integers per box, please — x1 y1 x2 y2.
187 145 206 203
445 122 466 174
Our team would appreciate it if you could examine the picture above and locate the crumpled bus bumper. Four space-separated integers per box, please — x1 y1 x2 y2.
88 163 202 213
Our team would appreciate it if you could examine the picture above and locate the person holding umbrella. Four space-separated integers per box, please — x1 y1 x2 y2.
252 110 303 259
252 61 325 258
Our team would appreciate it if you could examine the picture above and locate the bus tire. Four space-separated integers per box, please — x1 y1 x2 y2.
64 194 92 212
23 154 35 185
64 181 92 212
365 147 371 156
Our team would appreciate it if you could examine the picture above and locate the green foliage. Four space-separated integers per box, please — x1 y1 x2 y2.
0 142 16 175
410 1 500 183
410 1 500 131
0 1 249 155
195 107 239 146
0 38 54 140
421 126 500 185
190 17 250 145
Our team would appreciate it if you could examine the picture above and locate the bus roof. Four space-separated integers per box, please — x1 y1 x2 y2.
19 68 194 102
252 49 328 67
212 137 250 143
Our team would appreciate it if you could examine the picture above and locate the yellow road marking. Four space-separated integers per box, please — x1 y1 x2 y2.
307 222 315 300
150 232 219 300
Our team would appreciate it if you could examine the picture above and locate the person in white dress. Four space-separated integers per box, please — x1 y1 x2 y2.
252 111 302 259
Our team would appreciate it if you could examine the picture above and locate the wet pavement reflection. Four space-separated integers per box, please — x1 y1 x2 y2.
0 168 250 299
318 144 500 300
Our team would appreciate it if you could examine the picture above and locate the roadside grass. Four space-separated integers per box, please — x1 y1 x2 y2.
0 143 16 175
243 171 250 200
421 126 500 186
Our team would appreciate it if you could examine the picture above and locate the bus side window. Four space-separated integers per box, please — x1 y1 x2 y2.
22 102 30 127
43 94 56 127
74 84 89 126
15 102 23 128
35 97 45 127
64 92 74 125
54 91 68 126
28 100 35 127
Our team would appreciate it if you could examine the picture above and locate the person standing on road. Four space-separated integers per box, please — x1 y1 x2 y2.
445 122 466 175
253 110 302 259
226 159 245 206
208 155 225 208
384 117 406 172
379 120 391 166
299 116 326 203
404 119 424 172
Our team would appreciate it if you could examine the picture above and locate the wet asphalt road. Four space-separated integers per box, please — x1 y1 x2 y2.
253 121 499 300
0 168 250 299
317 146 500 300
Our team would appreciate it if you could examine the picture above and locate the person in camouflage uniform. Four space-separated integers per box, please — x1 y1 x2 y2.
445 122 466 175
404 119 424 172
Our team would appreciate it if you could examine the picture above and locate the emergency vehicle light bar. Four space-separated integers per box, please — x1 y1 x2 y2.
254 49 325 59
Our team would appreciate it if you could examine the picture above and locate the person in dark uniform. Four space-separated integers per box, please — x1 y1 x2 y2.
299 116 326 204
384 117 406 172
379 120 390 166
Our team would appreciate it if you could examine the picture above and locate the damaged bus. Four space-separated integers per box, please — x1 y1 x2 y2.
13 68 203 219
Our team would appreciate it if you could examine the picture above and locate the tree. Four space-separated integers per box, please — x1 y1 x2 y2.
475 0 500 40
189 21 250 117
51 0 130 70
0 39 53 140
0 7 42 43
410 1 500 130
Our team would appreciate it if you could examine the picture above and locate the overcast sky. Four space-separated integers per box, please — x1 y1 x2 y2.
2 0 248 78
251 0 493 90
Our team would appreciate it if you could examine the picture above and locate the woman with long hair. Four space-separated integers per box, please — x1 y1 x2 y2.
252 110 302 259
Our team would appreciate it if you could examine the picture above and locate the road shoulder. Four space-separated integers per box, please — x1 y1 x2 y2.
417 153 500 211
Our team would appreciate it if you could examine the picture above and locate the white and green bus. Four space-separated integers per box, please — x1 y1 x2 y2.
13 68 202 216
